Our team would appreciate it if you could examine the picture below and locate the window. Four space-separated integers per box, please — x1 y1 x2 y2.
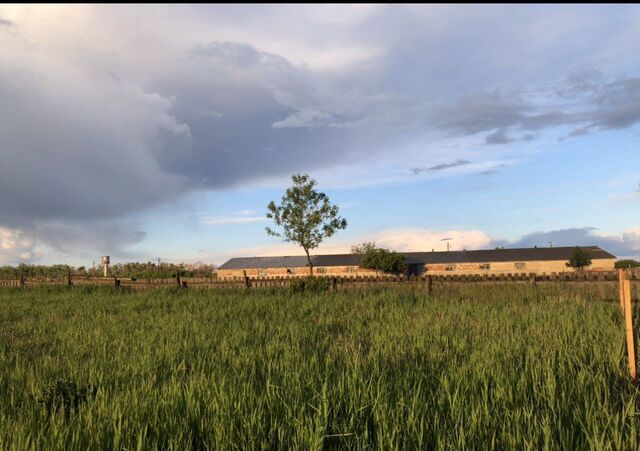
479 263 490 270
347 266 357 273
316 267 327 274
258 269 268 277
445 265 456 271
287 268 295 274
514 262 525 270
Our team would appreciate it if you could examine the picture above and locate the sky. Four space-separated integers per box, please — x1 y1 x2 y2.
0 4 638 266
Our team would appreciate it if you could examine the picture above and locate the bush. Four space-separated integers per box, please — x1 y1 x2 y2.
289 276 330 294
566 246 592 270
361 247 407 274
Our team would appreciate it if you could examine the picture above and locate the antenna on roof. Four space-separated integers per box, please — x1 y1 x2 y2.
549 241 553 248
441 237 452 252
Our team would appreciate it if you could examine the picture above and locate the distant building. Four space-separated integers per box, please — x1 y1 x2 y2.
217 246 616 279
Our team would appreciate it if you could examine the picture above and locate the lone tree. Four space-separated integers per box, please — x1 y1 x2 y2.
266 174 347 275
566 246 592 270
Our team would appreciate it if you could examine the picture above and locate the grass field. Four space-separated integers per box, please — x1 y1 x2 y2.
1 285 639 450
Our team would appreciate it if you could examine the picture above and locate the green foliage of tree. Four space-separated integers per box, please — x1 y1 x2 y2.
0 264 72 279
615 259 640 269
266 174 347 275
355 243 407 274
566 246 592 270
0 262 215 280
351 241 377 255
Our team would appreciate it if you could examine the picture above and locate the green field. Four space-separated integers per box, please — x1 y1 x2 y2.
1 285 638 450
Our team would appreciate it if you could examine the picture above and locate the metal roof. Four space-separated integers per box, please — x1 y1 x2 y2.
218 246 616 270
218 253 362 270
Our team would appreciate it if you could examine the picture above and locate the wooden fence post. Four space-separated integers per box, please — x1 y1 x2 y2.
243 270 251 289
426 275 433 296
619 269 626 312
618 269 638 382
621 270 637 381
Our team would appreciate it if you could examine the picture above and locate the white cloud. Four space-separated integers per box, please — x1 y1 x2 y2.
369 228 493 252
187 226 640 266
0 4 638 262
190 227 494 264
0 227 36 264
622 227 640 251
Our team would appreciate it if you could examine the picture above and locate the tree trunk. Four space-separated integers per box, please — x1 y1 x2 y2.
305 248 313 276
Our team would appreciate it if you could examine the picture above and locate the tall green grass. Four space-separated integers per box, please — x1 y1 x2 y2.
0 285 638 449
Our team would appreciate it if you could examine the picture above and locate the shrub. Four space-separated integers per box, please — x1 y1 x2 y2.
566 246 592 270
289 276 330 294
360 247 407 274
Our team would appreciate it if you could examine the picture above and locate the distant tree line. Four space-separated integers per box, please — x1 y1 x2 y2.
0 262 215 280
0 264 75 280
615 259 640 269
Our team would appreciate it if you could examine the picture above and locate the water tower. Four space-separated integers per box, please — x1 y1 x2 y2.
101 256 110 277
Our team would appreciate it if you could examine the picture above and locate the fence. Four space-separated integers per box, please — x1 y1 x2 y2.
0 270 637 300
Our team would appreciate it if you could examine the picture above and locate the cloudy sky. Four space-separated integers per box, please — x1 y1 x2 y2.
0 4 638 266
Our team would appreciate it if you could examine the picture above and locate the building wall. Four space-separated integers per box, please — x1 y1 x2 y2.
217 265 377 280
217 258 616 279
423 258 616 275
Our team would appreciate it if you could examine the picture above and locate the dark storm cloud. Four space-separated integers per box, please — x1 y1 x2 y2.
497 227 640 258
428 159 471 171
410 160 471 175
154 42 363 189
590 78 640 129
478 164 505 176
0 65 190 224
0 4 638 261
32 223 146 259
430 91 529 136
2 10 638 226
485 129 512 145
427 74 640 145
0 36 373 260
